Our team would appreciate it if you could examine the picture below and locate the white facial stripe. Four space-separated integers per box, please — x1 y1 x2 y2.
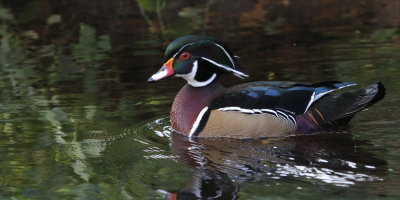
201 57 248 79
190 73 216 87
189 106 209 137
171 40 248 84
175 60 197 82
212 42 236 68
175 60 217 87
173 42 195 58
150 68 168 81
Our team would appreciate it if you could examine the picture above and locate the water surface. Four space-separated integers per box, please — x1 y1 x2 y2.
0 0 399 199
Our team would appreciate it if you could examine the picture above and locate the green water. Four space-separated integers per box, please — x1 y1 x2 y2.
0 0 399 199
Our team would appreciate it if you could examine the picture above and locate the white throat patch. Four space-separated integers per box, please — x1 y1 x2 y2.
175 60 217 87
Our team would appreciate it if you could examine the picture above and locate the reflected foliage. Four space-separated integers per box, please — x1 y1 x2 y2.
0 0 399 199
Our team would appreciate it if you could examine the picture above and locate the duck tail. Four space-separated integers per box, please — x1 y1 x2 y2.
296 82 385 133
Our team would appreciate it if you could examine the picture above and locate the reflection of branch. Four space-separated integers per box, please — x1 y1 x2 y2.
136 0 153 27
203 0 211 29
156 0 165 34
135 0 166 35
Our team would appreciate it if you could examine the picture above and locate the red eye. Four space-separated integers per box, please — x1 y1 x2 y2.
179 52 190 60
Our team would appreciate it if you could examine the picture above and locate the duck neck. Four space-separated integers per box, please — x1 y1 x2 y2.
170 79 223 135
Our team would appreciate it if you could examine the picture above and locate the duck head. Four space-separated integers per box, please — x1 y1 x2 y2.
148 35 248 87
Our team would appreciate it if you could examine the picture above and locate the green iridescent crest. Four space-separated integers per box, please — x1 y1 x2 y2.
165 35 248 78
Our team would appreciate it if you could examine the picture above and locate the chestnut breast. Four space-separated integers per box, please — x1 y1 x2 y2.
170 82 222 135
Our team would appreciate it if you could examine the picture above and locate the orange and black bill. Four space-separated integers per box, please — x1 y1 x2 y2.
148 58 175 82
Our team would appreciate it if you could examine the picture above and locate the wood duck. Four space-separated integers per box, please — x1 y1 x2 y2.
148 35 386 139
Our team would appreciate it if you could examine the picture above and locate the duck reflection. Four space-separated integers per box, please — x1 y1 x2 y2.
166 132 387 199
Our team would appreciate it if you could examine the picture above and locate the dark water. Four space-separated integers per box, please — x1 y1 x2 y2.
0 0 399 199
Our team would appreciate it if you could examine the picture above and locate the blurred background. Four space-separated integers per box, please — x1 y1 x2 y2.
0 0 399 199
